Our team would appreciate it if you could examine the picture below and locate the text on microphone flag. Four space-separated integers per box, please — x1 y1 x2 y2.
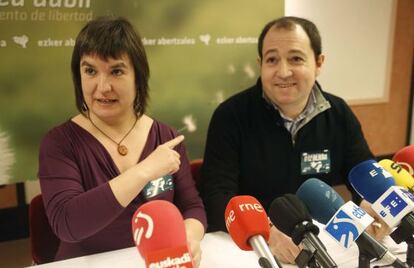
324 201 373 249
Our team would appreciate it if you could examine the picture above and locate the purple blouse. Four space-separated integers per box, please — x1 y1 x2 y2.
38 119 207 261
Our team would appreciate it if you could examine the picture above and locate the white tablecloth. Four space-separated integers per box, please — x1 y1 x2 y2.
28 229 407 268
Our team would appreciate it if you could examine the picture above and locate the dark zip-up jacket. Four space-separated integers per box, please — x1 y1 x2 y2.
200 79 374 232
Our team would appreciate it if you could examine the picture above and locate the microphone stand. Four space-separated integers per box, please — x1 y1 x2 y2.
356 233 379 268
358 250 407 268
250 235 281 268
406 236 414 268
390 217 414 267
356 232 407 268
258 256 283 268
295 245 320 268
393 234 414 267
358 252 373 268
258 257 273 268
292 221 336 268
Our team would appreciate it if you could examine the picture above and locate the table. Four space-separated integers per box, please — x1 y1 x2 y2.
27 230 407 268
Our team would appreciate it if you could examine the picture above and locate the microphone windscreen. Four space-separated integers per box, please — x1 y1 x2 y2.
131 200 187 258
348 159 395 203
224 195 269 251
269 194 312 238
393 145 414 175
296 178 345 224
379 159 414 190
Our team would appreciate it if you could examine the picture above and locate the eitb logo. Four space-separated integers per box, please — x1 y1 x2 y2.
325 210 359 248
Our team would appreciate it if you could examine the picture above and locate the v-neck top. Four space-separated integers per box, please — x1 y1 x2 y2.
38 119 206 261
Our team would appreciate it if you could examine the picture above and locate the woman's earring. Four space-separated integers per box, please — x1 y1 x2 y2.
81 102 88 113
134 102 140 113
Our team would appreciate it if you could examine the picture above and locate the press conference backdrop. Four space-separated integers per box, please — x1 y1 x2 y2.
0 1 283 184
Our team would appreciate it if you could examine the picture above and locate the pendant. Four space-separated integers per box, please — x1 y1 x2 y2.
118 144 128 156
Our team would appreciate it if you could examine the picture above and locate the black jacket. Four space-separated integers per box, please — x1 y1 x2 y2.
200 79 374 232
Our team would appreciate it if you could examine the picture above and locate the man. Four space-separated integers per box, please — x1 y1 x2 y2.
200 16 388 264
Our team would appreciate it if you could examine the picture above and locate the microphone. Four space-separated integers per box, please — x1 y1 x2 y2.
297 178 406 268
348 159 414 234
224 195 281 268
393 145 414 175
349 160 414 266
379 159 414 194
269 194 337 268
131 200 193 268
348 159 395 204
379 159 414 266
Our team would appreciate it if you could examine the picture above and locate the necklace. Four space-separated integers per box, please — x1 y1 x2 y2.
88 113 138 156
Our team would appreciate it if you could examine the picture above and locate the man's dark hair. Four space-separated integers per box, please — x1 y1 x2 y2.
71 16 150 115
257 16 322 61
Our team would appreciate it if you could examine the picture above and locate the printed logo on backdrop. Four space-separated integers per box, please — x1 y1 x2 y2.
0 0 283 185
301 149 330 175
143 175 174 199
0 0 93 49
0 0 93 23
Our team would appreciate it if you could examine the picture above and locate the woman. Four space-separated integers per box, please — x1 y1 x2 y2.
38 16 206 265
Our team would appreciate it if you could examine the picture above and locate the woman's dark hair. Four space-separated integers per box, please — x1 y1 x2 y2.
258 16 322 61
71 16 150 115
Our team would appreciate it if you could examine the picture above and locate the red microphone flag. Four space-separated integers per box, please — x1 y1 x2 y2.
131 200 193 268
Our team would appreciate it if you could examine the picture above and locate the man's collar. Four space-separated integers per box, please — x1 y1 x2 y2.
261 82 329 120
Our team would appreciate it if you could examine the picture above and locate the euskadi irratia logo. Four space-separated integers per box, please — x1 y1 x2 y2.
133 211 154 245
149 253 192 268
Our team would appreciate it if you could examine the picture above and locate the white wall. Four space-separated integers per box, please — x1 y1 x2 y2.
411 99 414 144
285 0 396 104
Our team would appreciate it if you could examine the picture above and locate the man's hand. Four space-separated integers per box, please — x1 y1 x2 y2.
268 225 302 264
360 199 391 240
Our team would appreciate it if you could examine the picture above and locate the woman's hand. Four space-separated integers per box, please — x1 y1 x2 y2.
268 225 302 264
184 218 205 268
359 199 391 241
109 135 185 207
137 135 184 181
188 238 202 268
